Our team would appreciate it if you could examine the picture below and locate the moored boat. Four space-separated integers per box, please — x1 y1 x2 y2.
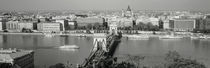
58 45 80 49
190 36 208 40
127 35 149 40
159 35 183 39
45 34 55 37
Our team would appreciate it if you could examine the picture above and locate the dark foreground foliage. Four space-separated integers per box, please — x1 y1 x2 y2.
164 51 206 68
49 51 206 68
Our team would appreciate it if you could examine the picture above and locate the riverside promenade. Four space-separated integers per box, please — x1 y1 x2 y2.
0 31 210 38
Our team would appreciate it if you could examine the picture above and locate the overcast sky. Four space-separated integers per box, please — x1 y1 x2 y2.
0 0 209 11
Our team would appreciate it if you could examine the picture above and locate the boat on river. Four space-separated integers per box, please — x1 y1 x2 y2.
45 34 55 37
58 45 80 49
159 35 183 39
127 35 149 40
43 33 55 37
159 32 183 39
190 36 208 40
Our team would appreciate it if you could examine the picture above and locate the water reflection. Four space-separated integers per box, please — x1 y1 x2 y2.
2 35 7 48
64 36 69 45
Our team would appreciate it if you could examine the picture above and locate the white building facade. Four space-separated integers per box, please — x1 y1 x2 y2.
37 23 61 32
0 21 2 31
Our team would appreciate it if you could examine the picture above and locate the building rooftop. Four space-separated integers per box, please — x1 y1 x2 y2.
0 48 34 64
127 5 132 11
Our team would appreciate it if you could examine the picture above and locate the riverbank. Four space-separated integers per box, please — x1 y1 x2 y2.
1 32 210 39
0 32 171 38
0 32 95 37
0 32 43 35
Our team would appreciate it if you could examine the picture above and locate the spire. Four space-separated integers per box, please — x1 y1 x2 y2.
127 5 131 11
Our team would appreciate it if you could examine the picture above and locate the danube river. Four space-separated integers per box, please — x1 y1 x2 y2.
0 35 210 68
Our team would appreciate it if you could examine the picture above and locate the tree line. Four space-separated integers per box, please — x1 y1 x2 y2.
69 21 161 31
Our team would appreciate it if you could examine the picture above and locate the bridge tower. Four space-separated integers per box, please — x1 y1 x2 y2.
92 34 108 52
109 24 118 35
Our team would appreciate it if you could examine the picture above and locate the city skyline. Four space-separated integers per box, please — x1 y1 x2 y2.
0 0 210 11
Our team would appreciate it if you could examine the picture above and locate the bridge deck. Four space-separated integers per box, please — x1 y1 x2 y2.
81 35 121 67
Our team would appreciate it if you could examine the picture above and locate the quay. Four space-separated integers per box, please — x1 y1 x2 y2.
0 48 34 68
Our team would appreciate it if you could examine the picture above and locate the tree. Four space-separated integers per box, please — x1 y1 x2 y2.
146 22 153 30
153 25 159 31
74 21 78 29
22 28 26 32
133 25 138 30
125 54 145 68
158 19 164 29
133 20 136 27
87 24 93 30
64 20 69 30
45 18 51 22
93 22 100 30
1 19 8 30
136 22 146 30
103 22 108 29
128 26 132 30
165 51 206 68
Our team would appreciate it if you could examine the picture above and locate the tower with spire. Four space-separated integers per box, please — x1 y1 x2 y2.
122 5 133 18
127 5 132 11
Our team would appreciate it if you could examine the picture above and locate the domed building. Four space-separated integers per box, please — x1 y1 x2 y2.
122 5 134 18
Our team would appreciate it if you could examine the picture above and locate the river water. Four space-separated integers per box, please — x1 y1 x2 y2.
0 35 210 68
